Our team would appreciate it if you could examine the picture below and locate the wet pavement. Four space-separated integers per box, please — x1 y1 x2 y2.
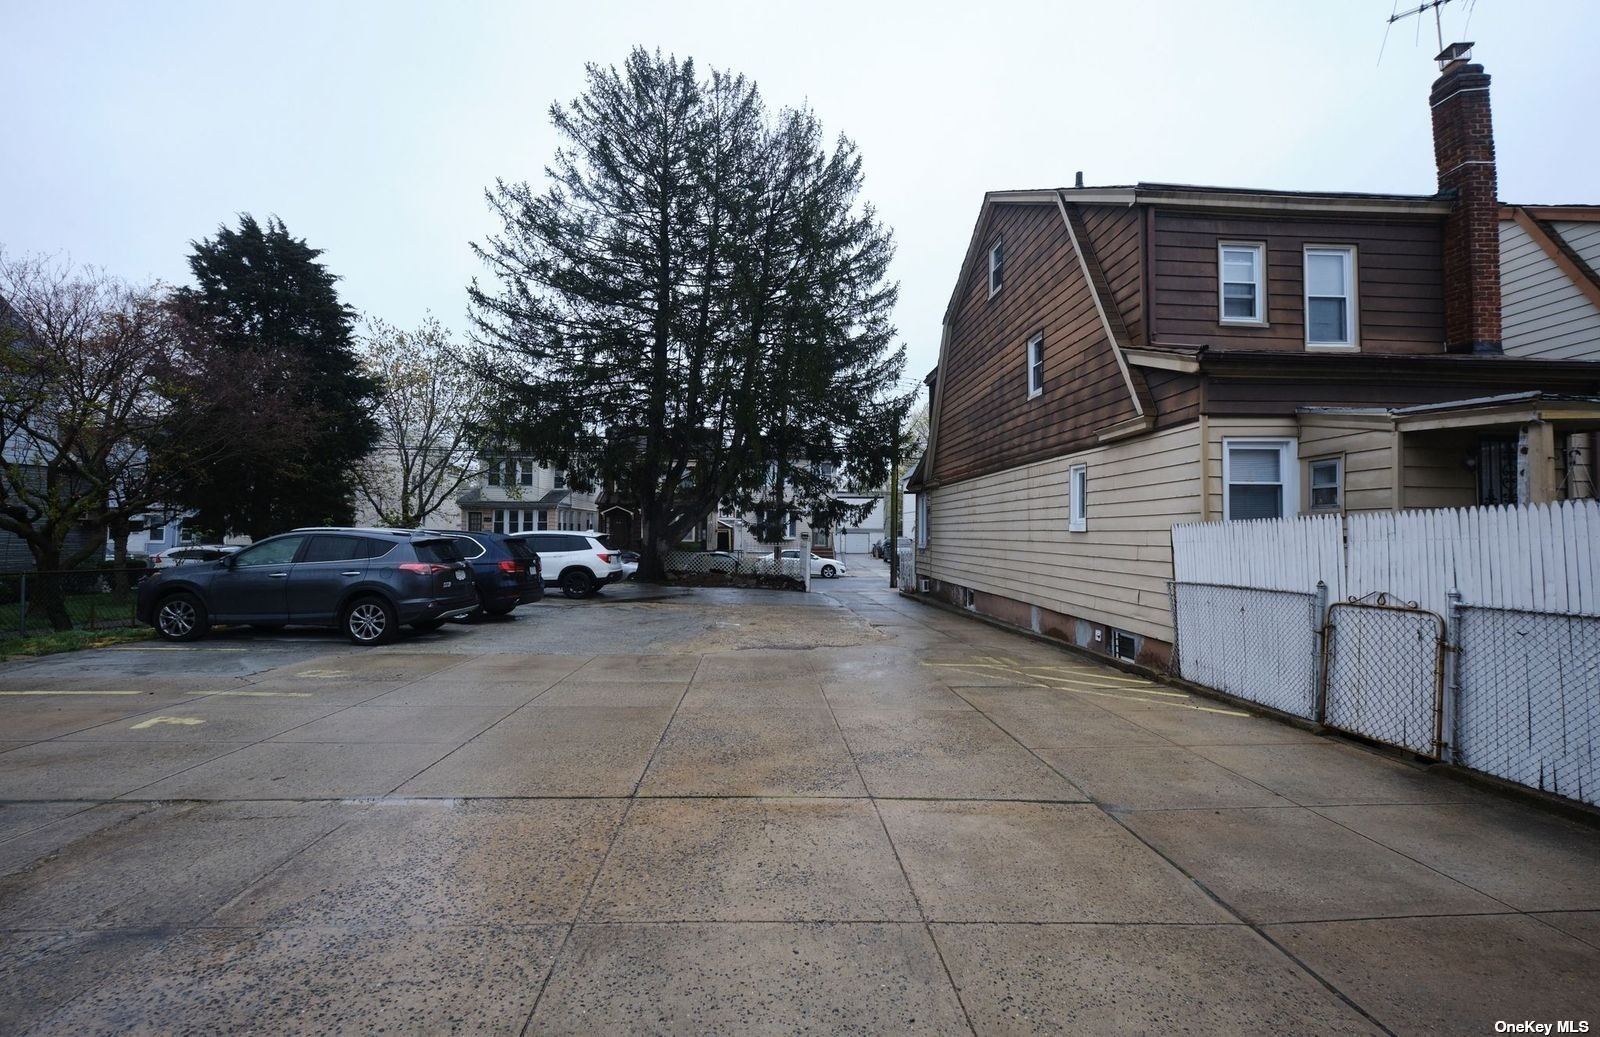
1 562 1597 1034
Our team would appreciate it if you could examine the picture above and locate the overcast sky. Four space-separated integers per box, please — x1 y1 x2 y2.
4 0 1596 386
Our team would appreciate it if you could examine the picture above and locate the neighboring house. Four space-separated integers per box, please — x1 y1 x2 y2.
0 295 102 571
906 45 1600 667
456 455 597 534
351 449 465 530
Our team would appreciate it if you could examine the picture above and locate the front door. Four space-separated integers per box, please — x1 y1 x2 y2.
289 534 371 623
207 534 306 622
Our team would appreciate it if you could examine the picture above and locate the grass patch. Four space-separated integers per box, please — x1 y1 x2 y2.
0 626 153 660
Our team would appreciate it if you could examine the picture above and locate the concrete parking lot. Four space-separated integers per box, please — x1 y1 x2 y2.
1 565 1597 1034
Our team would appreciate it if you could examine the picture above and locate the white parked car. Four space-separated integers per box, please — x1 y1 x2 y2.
149 545 240 569
750 549 846 579
510 532 625 599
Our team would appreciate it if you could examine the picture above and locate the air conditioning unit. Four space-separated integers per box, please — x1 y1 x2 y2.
917 577 931 593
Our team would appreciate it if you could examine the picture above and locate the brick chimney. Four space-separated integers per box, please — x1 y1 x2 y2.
1430 42 1501 354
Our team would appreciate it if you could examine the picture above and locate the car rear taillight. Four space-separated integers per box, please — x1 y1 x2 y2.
498 559 524 574
398 562 450 575
597 551 614 563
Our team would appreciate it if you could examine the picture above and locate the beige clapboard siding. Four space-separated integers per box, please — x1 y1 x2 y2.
1499 219 1600 361
1401 429 1478 510
925 422 1202 641
1298 420 1395 513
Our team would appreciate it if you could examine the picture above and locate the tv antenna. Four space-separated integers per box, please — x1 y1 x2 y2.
1379 0 1474 64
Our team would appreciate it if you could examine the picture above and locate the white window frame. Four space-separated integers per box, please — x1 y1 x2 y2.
1308 455 1344 512
1303 245 1359 350
1217 241 1266 326
1027 333 1044 399
1068 463 1087 532
1221 438 1300 522
916 494 929 548
988 239 1004 298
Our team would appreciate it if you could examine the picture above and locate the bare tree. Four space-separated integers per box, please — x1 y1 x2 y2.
0 251 307 626
353 316 486 528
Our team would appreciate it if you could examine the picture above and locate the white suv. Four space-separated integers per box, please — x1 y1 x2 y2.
512 532 625 598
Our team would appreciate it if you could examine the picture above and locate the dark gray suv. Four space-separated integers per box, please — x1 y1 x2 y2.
136 528 480 645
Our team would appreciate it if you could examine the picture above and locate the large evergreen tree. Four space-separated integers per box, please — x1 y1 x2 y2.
468 48 910 579
171 215 379 538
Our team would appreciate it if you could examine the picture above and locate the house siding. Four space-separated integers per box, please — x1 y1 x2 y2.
1298 420 1397 513
1150 211 1446 354
923 421 1202 644
1499 218 1600 361
931 203 1140 485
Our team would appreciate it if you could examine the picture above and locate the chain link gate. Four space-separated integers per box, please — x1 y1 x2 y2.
1320 594 1447 758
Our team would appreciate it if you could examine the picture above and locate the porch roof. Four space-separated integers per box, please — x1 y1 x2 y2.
1300 392 1600 432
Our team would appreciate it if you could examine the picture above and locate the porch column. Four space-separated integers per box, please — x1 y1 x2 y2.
1517 420 1557 504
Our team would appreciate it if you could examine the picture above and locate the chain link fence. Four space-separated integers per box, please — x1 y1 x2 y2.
1454 605 1599 806
0 569 145 636
1324 601 1445 757
1170 582 1321 719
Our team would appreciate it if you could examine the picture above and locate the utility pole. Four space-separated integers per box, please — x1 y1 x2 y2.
888 417 900 589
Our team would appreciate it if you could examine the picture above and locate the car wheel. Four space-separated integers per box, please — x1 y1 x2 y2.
410 618 447 632
561 569 594 599
154 591 209 642
483 603 516 617
343 595 397 646
821 565 837 579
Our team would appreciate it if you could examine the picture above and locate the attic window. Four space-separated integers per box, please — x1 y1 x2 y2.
1218 242 1265 325
988 239 1004 298
1027 334 1044 398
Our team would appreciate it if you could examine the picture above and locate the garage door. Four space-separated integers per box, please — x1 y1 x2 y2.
840 531 873 555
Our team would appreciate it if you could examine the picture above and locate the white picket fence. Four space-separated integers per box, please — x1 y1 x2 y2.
1173 499 1600 616
1170 499 1600 806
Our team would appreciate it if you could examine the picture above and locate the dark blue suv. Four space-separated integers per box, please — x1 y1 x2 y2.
425 530 544 616
136 528 480 645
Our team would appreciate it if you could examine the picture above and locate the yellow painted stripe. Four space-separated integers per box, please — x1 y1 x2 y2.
0 690 149 697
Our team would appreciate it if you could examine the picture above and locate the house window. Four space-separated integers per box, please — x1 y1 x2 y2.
538 510 550 531
492 510 505 533
988 239 1004 298
1068 463 1087 532
786 513 798 538
467 512 483 533
1111 629 1138 661
554 470 567 490
1218 242 1265 324
487 461 502 487
518 460 534 487
1304 246 1357 348
1027 334 1045 398
1309 457 1343 511
916 495 929 548
1223 439 1299 521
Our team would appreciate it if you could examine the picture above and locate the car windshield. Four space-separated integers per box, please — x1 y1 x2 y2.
412 539 464 564
505 539 536 561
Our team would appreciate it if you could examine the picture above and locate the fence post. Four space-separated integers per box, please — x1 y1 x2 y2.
1311 579 1330 724
1444 587 1463 765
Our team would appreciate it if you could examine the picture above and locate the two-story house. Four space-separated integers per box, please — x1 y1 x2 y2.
456 455 598 535
906 45 1600 668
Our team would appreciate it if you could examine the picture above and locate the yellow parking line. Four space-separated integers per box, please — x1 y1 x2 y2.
1029 674 1187 697
204 691 313 698
130 716 205 729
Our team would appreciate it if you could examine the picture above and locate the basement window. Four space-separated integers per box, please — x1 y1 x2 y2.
1218 242 1266 325
1111 629 1138 661
1028 333 1044 398
989 239 1004 298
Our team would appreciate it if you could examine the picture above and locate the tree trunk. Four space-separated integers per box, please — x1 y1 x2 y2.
29 547 73 633
109 518 132 593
